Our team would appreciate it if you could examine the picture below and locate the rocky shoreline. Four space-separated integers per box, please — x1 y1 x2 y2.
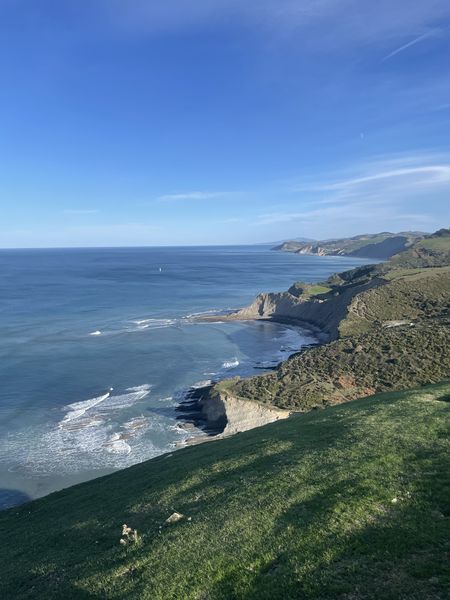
178 229 450 442
174 284 344 442
175 379 291 445
179 267 366 440
174 321 321 444
199 274 382 341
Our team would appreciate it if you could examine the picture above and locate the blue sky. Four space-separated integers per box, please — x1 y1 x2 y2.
1 0 449 247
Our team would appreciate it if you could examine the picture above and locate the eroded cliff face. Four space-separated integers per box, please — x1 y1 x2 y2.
296 245 327 256
229 277 383 340
200 388 290 436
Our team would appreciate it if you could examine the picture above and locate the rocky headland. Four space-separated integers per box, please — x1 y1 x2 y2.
2 230 450 600
273 231 426 259
186 229 450 435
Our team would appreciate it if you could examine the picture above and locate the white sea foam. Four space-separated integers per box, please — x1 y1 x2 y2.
53 386 151 461
126 384 152 392
122 416 150 431
184 309 219 319
94 390 150 413
133 319 152 325
89 330 102 336
61 392 111 424
131 318 177 330
222 359 240 369
104 433 132 455
192 379 212 388
169 424 189 435
0 383 161 475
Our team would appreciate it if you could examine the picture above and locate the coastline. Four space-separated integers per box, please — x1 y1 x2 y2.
200 311 329 341
0 250 384 506
175 316 323 444
176 257 389 440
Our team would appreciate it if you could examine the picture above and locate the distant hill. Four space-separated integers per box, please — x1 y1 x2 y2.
259 237 316 246
1 229 449 599
273 231 427 260
223 228 450 410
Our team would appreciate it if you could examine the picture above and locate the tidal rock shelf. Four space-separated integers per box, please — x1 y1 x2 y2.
175 382 290 445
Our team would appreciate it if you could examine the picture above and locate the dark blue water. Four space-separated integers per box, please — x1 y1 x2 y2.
0 246 373 507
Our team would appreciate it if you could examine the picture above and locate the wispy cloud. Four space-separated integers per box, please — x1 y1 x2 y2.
63 209 99 215
258 153 449 234
293 154 450 197
157 191 226 202
311 165 450 193
257 204 435 227
100 1 450 53
382 29 440 61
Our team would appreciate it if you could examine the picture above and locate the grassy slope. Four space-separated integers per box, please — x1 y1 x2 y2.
228 232 450 411
230 323 450 410
419 237 450 251
1 383 449 600
275 232 424 257
338 266 450 337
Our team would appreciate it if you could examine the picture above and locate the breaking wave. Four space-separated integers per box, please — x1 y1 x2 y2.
222 359 240 369
131 318 177 330
61 391 112 424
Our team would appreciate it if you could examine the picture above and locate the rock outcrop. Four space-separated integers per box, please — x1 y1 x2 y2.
347 236 409 259
200 387 290 436
227 276 384 340
272 232 425 260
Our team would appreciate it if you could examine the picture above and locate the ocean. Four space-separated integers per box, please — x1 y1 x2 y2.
0 245 372 508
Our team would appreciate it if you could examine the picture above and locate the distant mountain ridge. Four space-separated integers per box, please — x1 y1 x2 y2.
273 231 427 260
259 236 316 246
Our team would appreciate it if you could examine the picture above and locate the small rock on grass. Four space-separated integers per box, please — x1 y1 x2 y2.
163 512 192 526
165 512 184 525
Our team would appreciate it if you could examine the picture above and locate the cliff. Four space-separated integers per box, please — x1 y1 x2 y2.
199 384 290 435
273 231 425 259
1 234 449 598
206 229 450 413
2 381 449 599
231 276 383 340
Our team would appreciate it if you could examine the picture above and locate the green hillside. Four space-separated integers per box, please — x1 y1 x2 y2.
228 322 449 411
273 231 426 259
225 230 450 411
1 382 449 600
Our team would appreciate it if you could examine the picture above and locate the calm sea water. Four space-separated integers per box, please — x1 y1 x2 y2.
0 246 372 508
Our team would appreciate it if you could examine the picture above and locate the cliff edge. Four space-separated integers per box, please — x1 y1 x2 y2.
204 229 450 414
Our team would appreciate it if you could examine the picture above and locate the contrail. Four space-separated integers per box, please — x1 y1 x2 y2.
383 29 438 61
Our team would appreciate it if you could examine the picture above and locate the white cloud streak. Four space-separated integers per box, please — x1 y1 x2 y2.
63 209 99 215
157 191 226 202
382 29 440 61
258 154 450 232
99 1 450 53
313 165 450 192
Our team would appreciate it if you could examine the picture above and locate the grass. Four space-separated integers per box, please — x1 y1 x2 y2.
419 237 450 251
287 282 332 298
305 285 331 296
338 266 450 337
0 383 449 599
382 266 450 280
232 323 450 410
226 236 450 412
